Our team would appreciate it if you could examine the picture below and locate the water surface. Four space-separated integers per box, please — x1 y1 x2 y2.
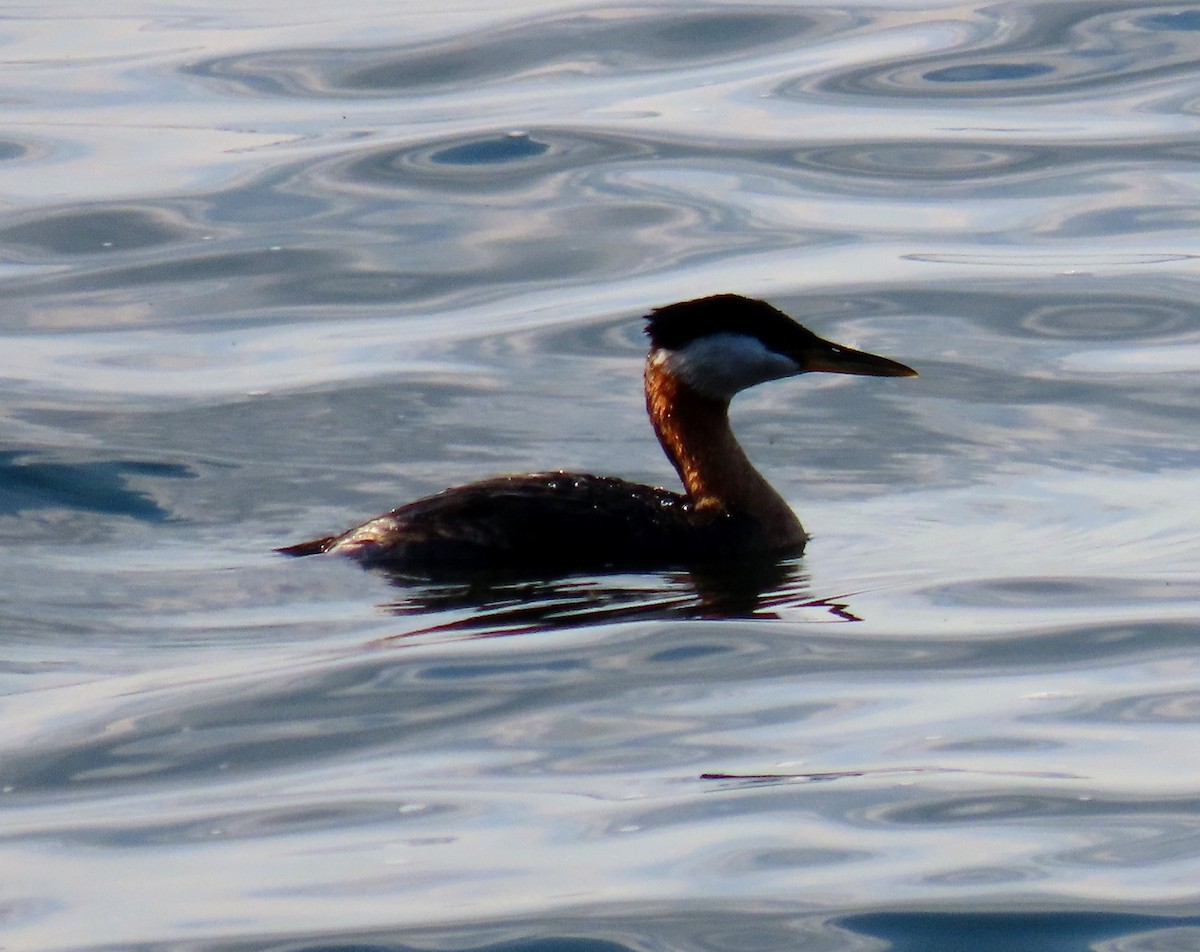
2 2 1200 951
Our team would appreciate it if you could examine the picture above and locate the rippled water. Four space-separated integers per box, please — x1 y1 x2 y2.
3 2 1200 950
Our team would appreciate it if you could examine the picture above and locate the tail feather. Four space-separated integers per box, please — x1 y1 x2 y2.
276 536 337 558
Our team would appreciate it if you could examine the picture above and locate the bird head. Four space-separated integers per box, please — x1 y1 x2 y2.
645 294 917 400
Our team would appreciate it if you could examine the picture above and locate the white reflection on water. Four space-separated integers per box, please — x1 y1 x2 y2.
1062 342 1200 374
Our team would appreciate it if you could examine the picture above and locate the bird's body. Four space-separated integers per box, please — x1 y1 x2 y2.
280 294 916 575
280 472 765 572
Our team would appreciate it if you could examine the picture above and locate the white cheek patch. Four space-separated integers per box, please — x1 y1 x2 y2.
658 333 802 399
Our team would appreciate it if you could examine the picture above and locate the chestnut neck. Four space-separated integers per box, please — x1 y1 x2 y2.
644 352 806 548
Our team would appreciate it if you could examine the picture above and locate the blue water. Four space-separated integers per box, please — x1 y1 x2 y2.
3 2 1200 950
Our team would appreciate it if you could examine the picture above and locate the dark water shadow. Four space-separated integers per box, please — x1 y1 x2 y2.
839 911 1200 952
0 205 201 260
700 762 1078 790
0 451 194 520
375 557 859 638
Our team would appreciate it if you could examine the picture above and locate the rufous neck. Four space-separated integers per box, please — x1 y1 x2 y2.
644 352 805 545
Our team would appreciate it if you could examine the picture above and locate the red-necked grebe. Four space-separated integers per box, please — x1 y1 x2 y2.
279 294 917 573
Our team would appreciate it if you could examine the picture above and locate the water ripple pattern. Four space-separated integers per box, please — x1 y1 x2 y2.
2 2 1200 952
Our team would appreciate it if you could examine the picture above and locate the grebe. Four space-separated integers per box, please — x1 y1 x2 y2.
279 294 916 573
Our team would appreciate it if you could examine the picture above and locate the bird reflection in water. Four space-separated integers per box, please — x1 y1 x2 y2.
374 556 861 640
